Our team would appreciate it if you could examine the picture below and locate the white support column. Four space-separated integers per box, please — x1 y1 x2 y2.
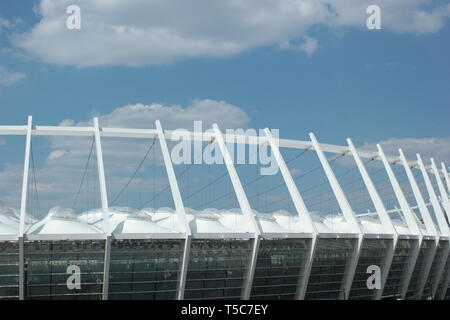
431 159 450 224
441 162 450 195
155 120 190 234
347 139 396 234
243 237 260 300
177 236 191 300
18 116 32 300
418 156 450 236
155 120 191 300
309 133 361 233
377 145 421 235
264 129 316 234
18 116 32 237
398 149 436 299
309 133 362 300
415 154 447 299
102 235 111 300
376 145 423 300
93 117 112 300
347 138 397 300
263 128 317 299
93 117 110 234
212 123 261 300
399 150 438 236
212 124 260 235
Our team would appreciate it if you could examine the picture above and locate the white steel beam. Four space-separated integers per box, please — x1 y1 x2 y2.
263 128 317 299
243 237 260 300
212 123 261 300
441 162 450 195
18 116 32 300
212 124 260 236
93 117 112 300
102 235 111 300
309 133 360 233
347 139 396 234
0 124 441 173
155 120 191 301
400 150 438 236
398 149 438 299
377 145 421 235
431 159 450 224
347 139 397 300
411 154 444 299
309 133 362 300
18 236 24 300
177 236 191 300
18 116 32 238
93 118 110 235
376 145 423 299
265 129 317 234
155 120 190 235
420 158 450 299
417 156 449 236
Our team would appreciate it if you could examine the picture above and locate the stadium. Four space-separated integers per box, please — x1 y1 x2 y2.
0 116 449 300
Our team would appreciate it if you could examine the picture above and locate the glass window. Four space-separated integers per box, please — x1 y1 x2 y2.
250 238 310 300
405 239 434 299
24 240 105 300
382 239 415 299
0 241 19 300
305 238 356 300
184 239 252 300
422 241 448 299
349 239 389 300
108 239 183 300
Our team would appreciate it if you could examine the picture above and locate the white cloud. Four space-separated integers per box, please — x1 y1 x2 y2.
0 99 251 215
12 0 450 67
280 36 319 56
362 137 450 166
0 65 26 86
77 99 250 130
47 149 68 160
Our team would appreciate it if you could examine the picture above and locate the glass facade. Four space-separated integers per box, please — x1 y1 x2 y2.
0 241 19 300
0 237 447 299
422 241 449 299
436 254 450 299
250 238 310 300
405 239 435 299
305 238 356 300
184 239 252 300
349 239 390 300
108 239 184 300
382 239 415 299
24 240 105 300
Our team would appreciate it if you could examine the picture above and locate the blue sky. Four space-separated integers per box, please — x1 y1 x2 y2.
0 1 449 146
0 0 449 214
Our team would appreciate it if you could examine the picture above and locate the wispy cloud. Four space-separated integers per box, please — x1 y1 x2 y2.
0 65 26 87
362 137 450 166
